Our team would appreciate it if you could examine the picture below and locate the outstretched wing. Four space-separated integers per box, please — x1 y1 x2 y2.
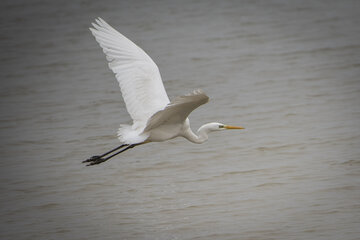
144 90 209 132
90 18 170 130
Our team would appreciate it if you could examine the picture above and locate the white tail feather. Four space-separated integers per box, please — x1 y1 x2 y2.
117 124 148 144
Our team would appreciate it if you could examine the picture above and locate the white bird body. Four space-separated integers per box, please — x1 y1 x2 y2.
84 18 244 165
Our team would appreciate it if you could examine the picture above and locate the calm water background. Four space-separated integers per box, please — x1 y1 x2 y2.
1 0 360 239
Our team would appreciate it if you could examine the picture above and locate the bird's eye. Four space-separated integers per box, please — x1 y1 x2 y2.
219 125 224 128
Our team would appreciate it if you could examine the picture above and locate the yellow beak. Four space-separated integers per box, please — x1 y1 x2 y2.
224 125 245 130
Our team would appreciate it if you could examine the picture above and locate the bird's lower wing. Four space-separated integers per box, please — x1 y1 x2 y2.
90 18 170 130
144 90 209 132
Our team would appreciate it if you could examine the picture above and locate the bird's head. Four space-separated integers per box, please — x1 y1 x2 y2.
203 122 245 132
194 122 245 143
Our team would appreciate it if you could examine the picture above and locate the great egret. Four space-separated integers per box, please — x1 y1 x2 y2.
83 18 244 166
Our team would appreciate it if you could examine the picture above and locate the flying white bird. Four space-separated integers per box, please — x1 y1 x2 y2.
83 18 244 166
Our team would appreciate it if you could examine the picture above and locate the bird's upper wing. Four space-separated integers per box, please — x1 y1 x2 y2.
90 18 170 130
144 90 209 132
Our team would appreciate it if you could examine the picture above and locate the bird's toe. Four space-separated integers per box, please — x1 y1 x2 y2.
82 155 101 163
86 157 107 166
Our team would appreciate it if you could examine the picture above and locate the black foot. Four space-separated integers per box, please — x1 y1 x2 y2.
82 156 107 166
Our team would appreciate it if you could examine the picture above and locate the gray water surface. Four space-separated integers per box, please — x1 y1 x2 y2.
1 0 360 239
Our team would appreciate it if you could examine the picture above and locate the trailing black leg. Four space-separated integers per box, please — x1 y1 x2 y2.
83 144 128 164
85 144 138 166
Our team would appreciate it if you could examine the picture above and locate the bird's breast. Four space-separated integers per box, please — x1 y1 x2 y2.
146 124 182 142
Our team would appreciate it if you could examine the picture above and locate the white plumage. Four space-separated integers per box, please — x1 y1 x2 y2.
90 18 170 143
84 18 244 166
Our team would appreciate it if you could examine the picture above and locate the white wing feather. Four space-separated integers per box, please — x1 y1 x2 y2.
90 18 170 131
144 90 209 132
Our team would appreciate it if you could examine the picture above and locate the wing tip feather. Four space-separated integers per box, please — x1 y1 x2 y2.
188 89 209 102
170 89 209 106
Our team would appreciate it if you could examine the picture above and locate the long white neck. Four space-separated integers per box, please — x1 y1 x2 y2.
183 123 213 144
